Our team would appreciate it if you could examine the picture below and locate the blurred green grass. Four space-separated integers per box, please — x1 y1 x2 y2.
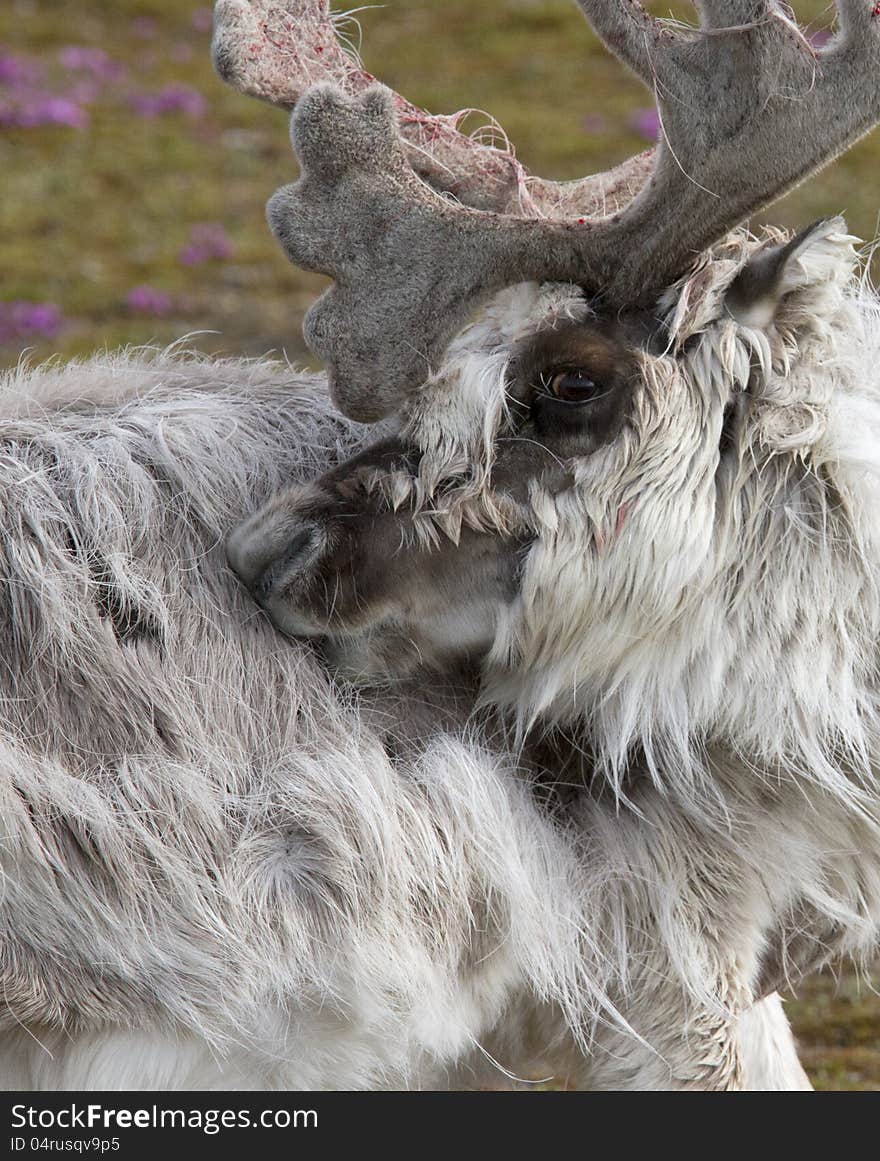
786 972 880 1091
2 0 880 1089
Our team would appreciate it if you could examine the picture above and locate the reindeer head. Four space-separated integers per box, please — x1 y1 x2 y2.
218 1 880 784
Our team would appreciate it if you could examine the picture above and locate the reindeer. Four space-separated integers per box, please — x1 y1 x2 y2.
222 0 880 1087
0 0 822 1092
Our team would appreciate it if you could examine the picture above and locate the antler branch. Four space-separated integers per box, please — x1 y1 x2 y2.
574 0 677 83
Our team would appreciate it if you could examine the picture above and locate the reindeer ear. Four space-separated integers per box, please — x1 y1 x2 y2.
725 218 853 329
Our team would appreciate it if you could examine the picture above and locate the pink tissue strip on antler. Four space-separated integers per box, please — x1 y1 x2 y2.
212 0 652 215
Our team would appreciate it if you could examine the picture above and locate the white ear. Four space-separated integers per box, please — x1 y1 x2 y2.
725 217 856 329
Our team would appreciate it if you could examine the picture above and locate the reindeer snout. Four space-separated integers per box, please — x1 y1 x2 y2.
226 516 323 609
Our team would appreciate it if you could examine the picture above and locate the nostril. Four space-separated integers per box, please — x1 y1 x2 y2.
250 526 320 603
250 567 274 603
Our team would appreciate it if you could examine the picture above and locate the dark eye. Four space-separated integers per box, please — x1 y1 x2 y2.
546 369 604 403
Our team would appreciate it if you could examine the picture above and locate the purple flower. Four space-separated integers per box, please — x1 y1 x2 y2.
31 97 89 129
7 96 90 129
630 107 660 142
191 8 214 33
0 47 106 131
128 83 207 119
178 223 235 266
0 302 63 343
125 285 173 316
159 84 207 117
58 46 126 83
127 92 161 118
0 50 41 89
809 28 833 48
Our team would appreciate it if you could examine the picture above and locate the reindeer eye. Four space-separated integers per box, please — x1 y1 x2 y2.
547 369 603 403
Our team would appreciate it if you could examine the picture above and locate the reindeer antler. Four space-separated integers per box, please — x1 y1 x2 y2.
215 1 880 421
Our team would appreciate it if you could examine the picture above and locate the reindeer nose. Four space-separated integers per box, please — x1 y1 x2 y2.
226 520 322 603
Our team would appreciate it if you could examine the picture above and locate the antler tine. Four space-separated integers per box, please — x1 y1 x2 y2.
268 0 880 422
573 0 680 84
212 0 353 110
835 0 880 80
838 0 879 34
